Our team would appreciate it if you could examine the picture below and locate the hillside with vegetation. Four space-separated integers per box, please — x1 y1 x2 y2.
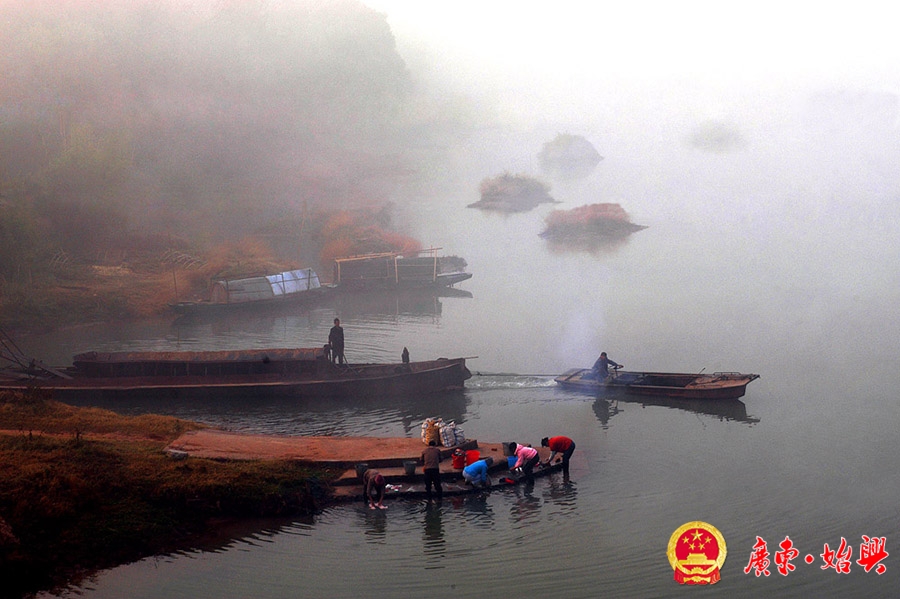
0 0 450 330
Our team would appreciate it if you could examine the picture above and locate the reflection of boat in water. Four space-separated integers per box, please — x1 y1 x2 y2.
592 396 759 425
0 347 472 401
328 286 472 319
556 368 759 400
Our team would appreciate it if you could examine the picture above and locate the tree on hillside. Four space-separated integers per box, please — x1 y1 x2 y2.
0 0 414 262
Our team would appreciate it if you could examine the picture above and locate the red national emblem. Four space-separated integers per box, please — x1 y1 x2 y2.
668 521 727 585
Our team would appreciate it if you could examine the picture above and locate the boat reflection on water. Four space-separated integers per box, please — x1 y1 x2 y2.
327 287 472 320
58 388 470 438
592 396 759 427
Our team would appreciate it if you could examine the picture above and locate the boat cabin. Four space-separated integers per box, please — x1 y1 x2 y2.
209 269 321 305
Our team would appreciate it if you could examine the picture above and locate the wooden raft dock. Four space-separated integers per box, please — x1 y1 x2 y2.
166 429 559 500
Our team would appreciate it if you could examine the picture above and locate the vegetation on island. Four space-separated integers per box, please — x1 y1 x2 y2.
540 203 647 253
468 172 557 213
0 390 336 597
689 120 747 153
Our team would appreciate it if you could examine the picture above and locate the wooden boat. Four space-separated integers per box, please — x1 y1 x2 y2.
332 248 472 291
324 441 566 501
0 347 472 400
170 268 329 315
555 368 759 400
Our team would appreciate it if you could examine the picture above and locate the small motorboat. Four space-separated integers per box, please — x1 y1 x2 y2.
555 368 759 400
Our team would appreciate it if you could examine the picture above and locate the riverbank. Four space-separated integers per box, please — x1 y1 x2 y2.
0 391 337 598
0 206 426 334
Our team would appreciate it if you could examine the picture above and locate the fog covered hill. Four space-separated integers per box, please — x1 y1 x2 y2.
0 0 420 261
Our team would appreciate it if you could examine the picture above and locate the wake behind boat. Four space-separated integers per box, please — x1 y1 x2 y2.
555 368 759 400
0 347 472 400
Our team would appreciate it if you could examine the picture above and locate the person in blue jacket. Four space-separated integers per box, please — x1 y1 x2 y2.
462 457 493 488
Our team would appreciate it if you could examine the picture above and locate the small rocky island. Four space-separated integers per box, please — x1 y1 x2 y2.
468 173 558 213
538 133 603 180
539 203 647 246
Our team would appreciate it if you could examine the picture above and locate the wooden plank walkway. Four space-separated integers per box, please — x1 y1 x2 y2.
165 429 559 501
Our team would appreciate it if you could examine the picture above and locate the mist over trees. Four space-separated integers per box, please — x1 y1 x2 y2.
0 0 425 283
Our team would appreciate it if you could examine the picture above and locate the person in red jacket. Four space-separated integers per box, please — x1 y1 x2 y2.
541 436 576 477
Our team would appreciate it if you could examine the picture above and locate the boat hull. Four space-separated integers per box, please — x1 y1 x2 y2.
0 353 472 401
335 272 472 292
555 369 759 400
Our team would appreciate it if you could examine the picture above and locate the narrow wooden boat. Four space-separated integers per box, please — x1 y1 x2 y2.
0 347 472 400
323 440 566 501
555 368 759 400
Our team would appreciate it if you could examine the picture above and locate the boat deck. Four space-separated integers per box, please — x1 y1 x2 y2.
166 430 557 500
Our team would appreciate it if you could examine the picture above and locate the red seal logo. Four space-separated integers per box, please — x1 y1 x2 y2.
667 521 727 585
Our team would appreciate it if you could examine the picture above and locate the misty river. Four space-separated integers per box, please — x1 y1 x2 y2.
20 114 900 599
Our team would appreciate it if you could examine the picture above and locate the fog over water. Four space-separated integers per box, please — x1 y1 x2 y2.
16 2 900 597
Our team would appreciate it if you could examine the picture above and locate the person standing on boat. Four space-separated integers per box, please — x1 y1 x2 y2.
541 436 576 477
508 442 540 483
592 352 621 380
462 457 493 488
329 318 345 365
363 469 387 509
421 440 443 500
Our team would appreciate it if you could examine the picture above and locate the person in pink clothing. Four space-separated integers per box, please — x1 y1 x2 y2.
508 442 540 483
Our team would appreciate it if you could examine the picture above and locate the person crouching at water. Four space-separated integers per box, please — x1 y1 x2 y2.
541 436 576 477
363 469 387 509
462 457 493 488
508 442 540 483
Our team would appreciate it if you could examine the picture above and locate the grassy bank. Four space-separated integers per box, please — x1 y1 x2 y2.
0 391 335 598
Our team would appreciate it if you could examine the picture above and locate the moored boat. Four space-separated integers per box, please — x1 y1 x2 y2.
555 368 759 400
0 347 472 400
170 268 328 315
332 248 472 291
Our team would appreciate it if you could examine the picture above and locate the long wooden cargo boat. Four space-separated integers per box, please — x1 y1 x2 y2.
0 347 472 400
555 368 759 400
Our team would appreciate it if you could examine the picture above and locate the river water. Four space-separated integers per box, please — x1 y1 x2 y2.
22 116 900 597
